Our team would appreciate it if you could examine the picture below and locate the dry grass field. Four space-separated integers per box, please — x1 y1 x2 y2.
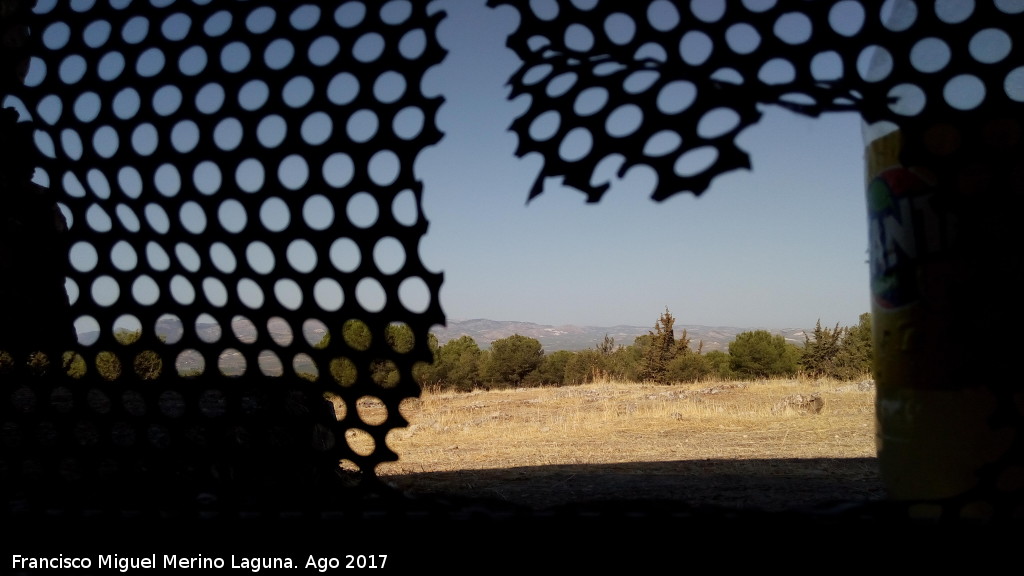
351 377 884 513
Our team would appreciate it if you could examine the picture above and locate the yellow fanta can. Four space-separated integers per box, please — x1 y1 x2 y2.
866 125 1019 510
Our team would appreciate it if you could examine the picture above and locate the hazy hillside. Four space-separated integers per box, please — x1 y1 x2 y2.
78 317 809 360
431 318 810 353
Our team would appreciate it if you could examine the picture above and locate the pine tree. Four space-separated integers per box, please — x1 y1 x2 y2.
486 334 543 387
675 327 691 356
639 308 684 382
833 313 873 380
729 330 799 378
800 315 873 380
800 319 844 378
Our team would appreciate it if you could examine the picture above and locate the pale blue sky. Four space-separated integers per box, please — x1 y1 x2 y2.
418 0 871 330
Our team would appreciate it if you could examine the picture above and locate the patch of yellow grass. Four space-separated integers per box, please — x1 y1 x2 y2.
372 377 876 476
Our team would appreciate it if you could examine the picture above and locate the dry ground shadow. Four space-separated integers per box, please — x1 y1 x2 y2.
368 380 883 514
383 456 885 513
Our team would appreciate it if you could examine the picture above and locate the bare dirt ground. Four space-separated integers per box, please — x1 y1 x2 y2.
352 378 885 514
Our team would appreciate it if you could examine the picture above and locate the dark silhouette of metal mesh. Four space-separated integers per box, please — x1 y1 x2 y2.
493 0 1024 201
2 0 445 514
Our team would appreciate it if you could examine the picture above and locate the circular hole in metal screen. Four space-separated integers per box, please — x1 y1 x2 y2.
218 349 246 377
70 241 98 272
283 76 315 108
265 38 295 70
268 317 294 347
131 275 160 306
156 314 183 344
303 194 335 230
301 112 333 145
260 197 291 232
237 278 265 309
258 350 283 377
373 71 407 104
347 192 379 228
368 150 401 186
75 315 101 346
202 278 235 315
170 275 196 305
373 237 405 275
111 240 138 271
313 278 344 312
969 28 1013 64
559 127 593 162
397 274 430 313
90 275 120 307
176 349 205 377
944 74 987 110
145 241 170 270
214 118 243 151
286 239 317 273
309 36 340 66
232 315 258 344
278 155 310 190
210 242 238 273
330 237 360 273
355 278 386 313
274 279 303 311
246 241 276 275
303 318 329 348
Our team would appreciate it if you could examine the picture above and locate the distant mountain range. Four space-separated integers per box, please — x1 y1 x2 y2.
431 318 811 353
81 317 809 358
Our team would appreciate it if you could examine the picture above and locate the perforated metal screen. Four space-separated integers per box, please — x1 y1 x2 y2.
494 0 1024 201
2 0 445 512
